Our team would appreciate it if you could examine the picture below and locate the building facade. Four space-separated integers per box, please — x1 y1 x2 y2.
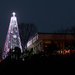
27 33 75 55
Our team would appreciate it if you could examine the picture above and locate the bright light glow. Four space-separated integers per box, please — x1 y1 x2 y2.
27 35 38 47
57 49 70 55
27 40 32 47
2 12 22 59
11 12 16 21
13 50 15 52
13 35 17 38
12 12 16 16
11 31 13 33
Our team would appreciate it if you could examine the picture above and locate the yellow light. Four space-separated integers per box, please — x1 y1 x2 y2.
45 41 51 44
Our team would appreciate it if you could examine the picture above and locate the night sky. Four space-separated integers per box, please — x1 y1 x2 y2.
0 0 75 49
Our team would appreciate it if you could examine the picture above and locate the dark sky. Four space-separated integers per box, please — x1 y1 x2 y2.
0 0 75 49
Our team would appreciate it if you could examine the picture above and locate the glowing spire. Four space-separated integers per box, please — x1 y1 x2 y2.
2 12 22 59
12 12 16 16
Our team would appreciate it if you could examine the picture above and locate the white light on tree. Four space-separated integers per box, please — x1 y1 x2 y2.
12 12 16 16
13 35 17 38
2 12 22 59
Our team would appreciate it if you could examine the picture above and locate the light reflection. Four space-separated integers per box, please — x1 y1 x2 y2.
57 49 70 55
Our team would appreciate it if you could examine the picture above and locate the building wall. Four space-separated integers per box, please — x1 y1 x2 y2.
27 33 75 54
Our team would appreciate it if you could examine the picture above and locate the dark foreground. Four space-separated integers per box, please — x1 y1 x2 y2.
0 54 75 75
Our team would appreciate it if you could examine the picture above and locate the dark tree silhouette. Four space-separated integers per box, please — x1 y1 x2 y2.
56 27 71 33
70 26 75 33
56 25 75 33
18 23 38 52
55 26 75 50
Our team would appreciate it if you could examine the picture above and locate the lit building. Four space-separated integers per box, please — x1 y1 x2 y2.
2 12 22 59
27 32 75 54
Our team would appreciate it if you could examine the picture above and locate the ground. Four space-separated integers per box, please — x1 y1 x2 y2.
0 54 75 75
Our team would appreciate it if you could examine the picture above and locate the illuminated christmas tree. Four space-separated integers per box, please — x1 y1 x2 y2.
2 12 22 59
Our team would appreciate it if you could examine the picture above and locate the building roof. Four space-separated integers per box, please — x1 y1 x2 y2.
27 32 75 47
37 32 75 34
